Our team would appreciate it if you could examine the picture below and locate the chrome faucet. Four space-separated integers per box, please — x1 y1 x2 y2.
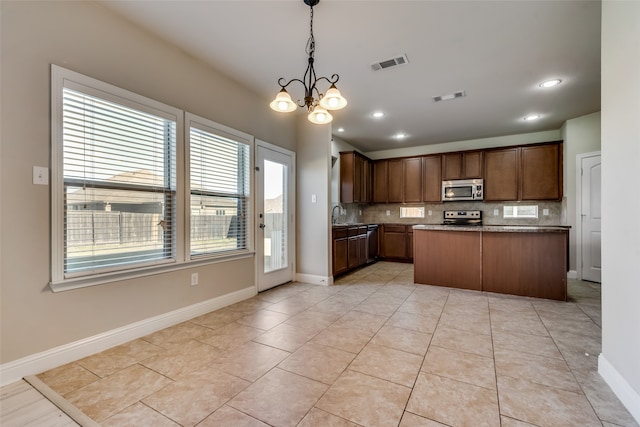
331 205 342 224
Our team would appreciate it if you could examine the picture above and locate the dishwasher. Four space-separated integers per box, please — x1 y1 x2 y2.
366 225 379 264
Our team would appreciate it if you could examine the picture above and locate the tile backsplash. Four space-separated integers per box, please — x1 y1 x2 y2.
334 200 566 226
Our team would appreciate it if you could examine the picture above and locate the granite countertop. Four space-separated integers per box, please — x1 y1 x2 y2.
412 224 570 233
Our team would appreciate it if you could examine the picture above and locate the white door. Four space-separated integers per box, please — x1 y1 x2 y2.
256 142 295 292
580 153 601 282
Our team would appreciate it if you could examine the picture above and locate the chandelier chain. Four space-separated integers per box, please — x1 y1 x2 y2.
306 5 315 58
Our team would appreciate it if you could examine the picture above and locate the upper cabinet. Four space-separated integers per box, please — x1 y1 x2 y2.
520 143 562 200
484 148 520 201
372 160 389 203
442 151 483 180
403 157 423 203
484 142 562 201
387 159 404 203
422 155 442 202
374 157 423 203
339 151 371 203
341 142 561 205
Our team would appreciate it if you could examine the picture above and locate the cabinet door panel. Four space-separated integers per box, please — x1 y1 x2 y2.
339 153 355 204
464 151 484 178
387 159 404 203
484 148 519 201
333 238 348 275
521 144 561 200
442 153 462 180
372 160 388 203
353 155 363 202
422 155 442 202
403 157 422 202
348 237 359 269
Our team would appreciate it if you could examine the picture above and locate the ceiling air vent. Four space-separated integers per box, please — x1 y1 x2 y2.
432 90 466 103
371 54 409 71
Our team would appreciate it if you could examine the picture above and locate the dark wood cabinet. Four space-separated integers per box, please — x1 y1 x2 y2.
482 231 567 300
380 224 413 262
520 143 562 201
387 159 404 203
413 229 482 291
484 148 520 201
422 155 442 202
332 228 348 276
372 157 422 203
413 227 568 300
372 160 388 203
403 157 423 203
333 225 371 276
339 151 371 204
442 151 483 180
484 142 562 201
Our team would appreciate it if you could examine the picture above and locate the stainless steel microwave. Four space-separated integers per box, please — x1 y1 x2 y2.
442 179 484 201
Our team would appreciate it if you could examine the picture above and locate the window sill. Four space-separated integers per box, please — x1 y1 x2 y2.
49 251 255 293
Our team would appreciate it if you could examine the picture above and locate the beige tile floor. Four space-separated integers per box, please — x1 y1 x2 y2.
28 262 638 426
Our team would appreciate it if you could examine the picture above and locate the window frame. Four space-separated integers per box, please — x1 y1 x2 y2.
50 65 254 292
185 113 254 260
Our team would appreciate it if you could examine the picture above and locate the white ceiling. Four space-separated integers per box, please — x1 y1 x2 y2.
99 0 601 152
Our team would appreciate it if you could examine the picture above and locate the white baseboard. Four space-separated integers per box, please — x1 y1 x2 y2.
0 286 256 387
567 270 578 279
598 353 640 424
295 273 332 286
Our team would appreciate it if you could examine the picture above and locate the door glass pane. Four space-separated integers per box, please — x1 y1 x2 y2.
263 159 287 273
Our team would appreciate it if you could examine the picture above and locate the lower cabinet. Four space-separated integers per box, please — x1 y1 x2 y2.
380 224 414 262
332 228 349 276
333 225 375 277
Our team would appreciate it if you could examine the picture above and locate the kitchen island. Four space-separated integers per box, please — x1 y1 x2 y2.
413 225 570 301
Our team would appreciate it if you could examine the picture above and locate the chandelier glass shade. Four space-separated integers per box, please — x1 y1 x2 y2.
269 0 347 124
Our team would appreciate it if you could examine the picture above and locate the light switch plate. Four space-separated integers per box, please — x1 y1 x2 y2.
33 166 49 185
311 194 316 203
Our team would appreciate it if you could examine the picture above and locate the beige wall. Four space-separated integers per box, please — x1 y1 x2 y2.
0 1 296 364
296 116 332 281
601 0 640 418
561 112 601 273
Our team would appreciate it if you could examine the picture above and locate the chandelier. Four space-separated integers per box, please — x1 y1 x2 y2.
269 0 347 124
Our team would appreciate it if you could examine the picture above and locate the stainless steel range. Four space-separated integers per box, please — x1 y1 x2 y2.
443 210 483 226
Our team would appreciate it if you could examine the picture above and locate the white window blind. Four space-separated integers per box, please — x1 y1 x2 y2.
189 118 251 257
61 87 177 276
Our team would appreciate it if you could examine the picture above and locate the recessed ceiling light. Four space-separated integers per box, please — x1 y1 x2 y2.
539 79 562 88
523 114 541 121
393 133 408 139
337 127 345 132
372 111 385 118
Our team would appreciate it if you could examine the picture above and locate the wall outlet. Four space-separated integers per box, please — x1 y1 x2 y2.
191 273 199 286
386 210 391 216
428 210 433 216
543 208 549 216
359 209 362 215
493 209 499 216
33 166 49 185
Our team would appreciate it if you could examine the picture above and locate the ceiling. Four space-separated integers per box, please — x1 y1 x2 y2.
99 0 602 153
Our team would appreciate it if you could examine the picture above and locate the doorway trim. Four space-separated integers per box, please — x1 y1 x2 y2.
255 139 296 292
576 150 601 281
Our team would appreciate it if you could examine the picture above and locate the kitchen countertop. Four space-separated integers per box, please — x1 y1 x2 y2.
412 224 570 233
